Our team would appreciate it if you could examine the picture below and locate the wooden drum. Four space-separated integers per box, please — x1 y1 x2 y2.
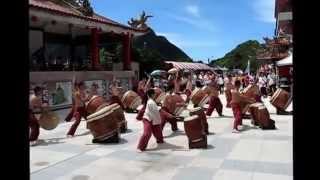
121 90 142 110
249 103 262 124
184 115 207 149
86 95 108 115
189 107 208 133
249 103 273 128
190 88 210 107
239 101 251 114
162 94 185 116
38 109 60 130
270 88 292 110
109 103 127 133
86 106 120 142
241 85 259 100
256 105 271 128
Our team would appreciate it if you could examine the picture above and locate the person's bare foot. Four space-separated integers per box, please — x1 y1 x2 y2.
66 135 74 138
30 141 37 146
232 129 240 133
136 149 143 153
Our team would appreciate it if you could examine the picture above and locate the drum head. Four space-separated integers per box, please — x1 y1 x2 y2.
39 111 60 130
184 115 199 121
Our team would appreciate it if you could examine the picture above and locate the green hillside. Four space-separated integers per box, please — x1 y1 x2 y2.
210 40 264 72
132 28 192 62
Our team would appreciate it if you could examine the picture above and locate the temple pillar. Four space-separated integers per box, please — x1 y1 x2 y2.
122 33 132 70
91 28 100 70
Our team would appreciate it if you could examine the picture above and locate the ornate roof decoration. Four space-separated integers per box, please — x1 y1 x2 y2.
256 36 291 61
128 11 153 30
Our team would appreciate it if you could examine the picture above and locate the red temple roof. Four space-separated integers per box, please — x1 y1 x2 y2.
30 0 146 33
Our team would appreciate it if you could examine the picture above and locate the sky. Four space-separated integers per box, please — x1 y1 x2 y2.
91 0 276 62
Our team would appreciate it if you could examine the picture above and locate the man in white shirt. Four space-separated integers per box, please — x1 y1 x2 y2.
258 73 268 98
137 89 164 152
217 75 224 94
267 72 276 95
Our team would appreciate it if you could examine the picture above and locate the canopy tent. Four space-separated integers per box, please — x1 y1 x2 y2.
276 53 292 67
165 61 214 71
212 65 228 71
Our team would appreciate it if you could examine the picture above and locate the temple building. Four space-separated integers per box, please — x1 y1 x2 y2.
275 0 292 38
29 0 147 109
256 0 292 92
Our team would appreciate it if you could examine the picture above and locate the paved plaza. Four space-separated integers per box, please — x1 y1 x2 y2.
30 95 293 180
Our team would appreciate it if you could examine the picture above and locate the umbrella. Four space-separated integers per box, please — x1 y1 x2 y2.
150 70 167 77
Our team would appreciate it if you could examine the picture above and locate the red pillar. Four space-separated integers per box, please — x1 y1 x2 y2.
91 28 100 70
122 33 132 70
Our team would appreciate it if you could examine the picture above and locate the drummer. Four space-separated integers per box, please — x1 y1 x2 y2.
29 86 48 146
88 83 99 98
225 75 234 108
137 89 164 152
230 80 255 133
192 80 204 108
160 84 180 132
252 79 263 103
173 71 182 95
184 73 193 103
65 82 99 122
206 75 224 117
108 80 124 109
137 78 147 100
66 82 88 138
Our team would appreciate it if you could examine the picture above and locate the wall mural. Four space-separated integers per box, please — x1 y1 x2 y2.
30 81 72 107
84 80 108 98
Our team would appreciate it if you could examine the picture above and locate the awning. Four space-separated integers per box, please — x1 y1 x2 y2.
215 66 228 71
277 53 292 66
165 61 214 71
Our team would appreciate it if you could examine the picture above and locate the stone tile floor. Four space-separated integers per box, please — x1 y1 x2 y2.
30 95 293 180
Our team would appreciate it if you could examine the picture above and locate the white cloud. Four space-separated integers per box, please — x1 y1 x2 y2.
156 32 219 48
253 0 276 23
186 5 200 17
167 13 217 32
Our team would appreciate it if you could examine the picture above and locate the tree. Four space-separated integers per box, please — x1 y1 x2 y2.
210 40 263 72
